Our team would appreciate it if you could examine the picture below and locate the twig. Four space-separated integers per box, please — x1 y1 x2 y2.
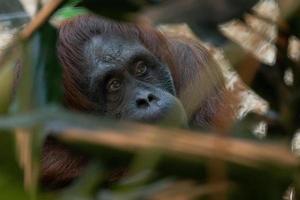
0 0 64 71
20 0 64 40
55 125 298 168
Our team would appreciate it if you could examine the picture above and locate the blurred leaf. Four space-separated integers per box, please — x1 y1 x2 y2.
0 131 30 200
0 40 22 114
7 22 63 197
11 23 62 113
0 106 116 131
58 162 104 200
0 62 18 114
11 36 38 112
36 23 63 104
120 149 162 187
96 179 173 200
0 66 13 113
52 0 90 24
53 6 89 20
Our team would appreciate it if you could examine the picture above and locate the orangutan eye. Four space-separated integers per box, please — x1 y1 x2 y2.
107 78 122 92
135 61 148 76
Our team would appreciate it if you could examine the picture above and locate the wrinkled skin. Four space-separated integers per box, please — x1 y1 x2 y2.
83 35 187 126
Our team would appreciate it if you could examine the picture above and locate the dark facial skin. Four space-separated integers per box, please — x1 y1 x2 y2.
83 34 187 126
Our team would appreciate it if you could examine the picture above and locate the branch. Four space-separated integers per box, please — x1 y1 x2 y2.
54 125 298 169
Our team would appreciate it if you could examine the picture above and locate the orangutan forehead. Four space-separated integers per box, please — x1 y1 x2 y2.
84 35 149 66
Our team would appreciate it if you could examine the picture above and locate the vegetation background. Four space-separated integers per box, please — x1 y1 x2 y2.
0 0 300 199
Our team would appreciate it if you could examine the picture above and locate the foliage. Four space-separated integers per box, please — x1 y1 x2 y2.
0 0 300 200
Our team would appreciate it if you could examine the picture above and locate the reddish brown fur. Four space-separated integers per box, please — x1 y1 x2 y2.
42 15 234 188
41 138 88 189
58 15 179 112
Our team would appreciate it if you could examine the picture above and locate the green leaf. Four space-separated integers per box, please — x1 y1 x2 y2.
52 3 90 24
37 23 63 104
